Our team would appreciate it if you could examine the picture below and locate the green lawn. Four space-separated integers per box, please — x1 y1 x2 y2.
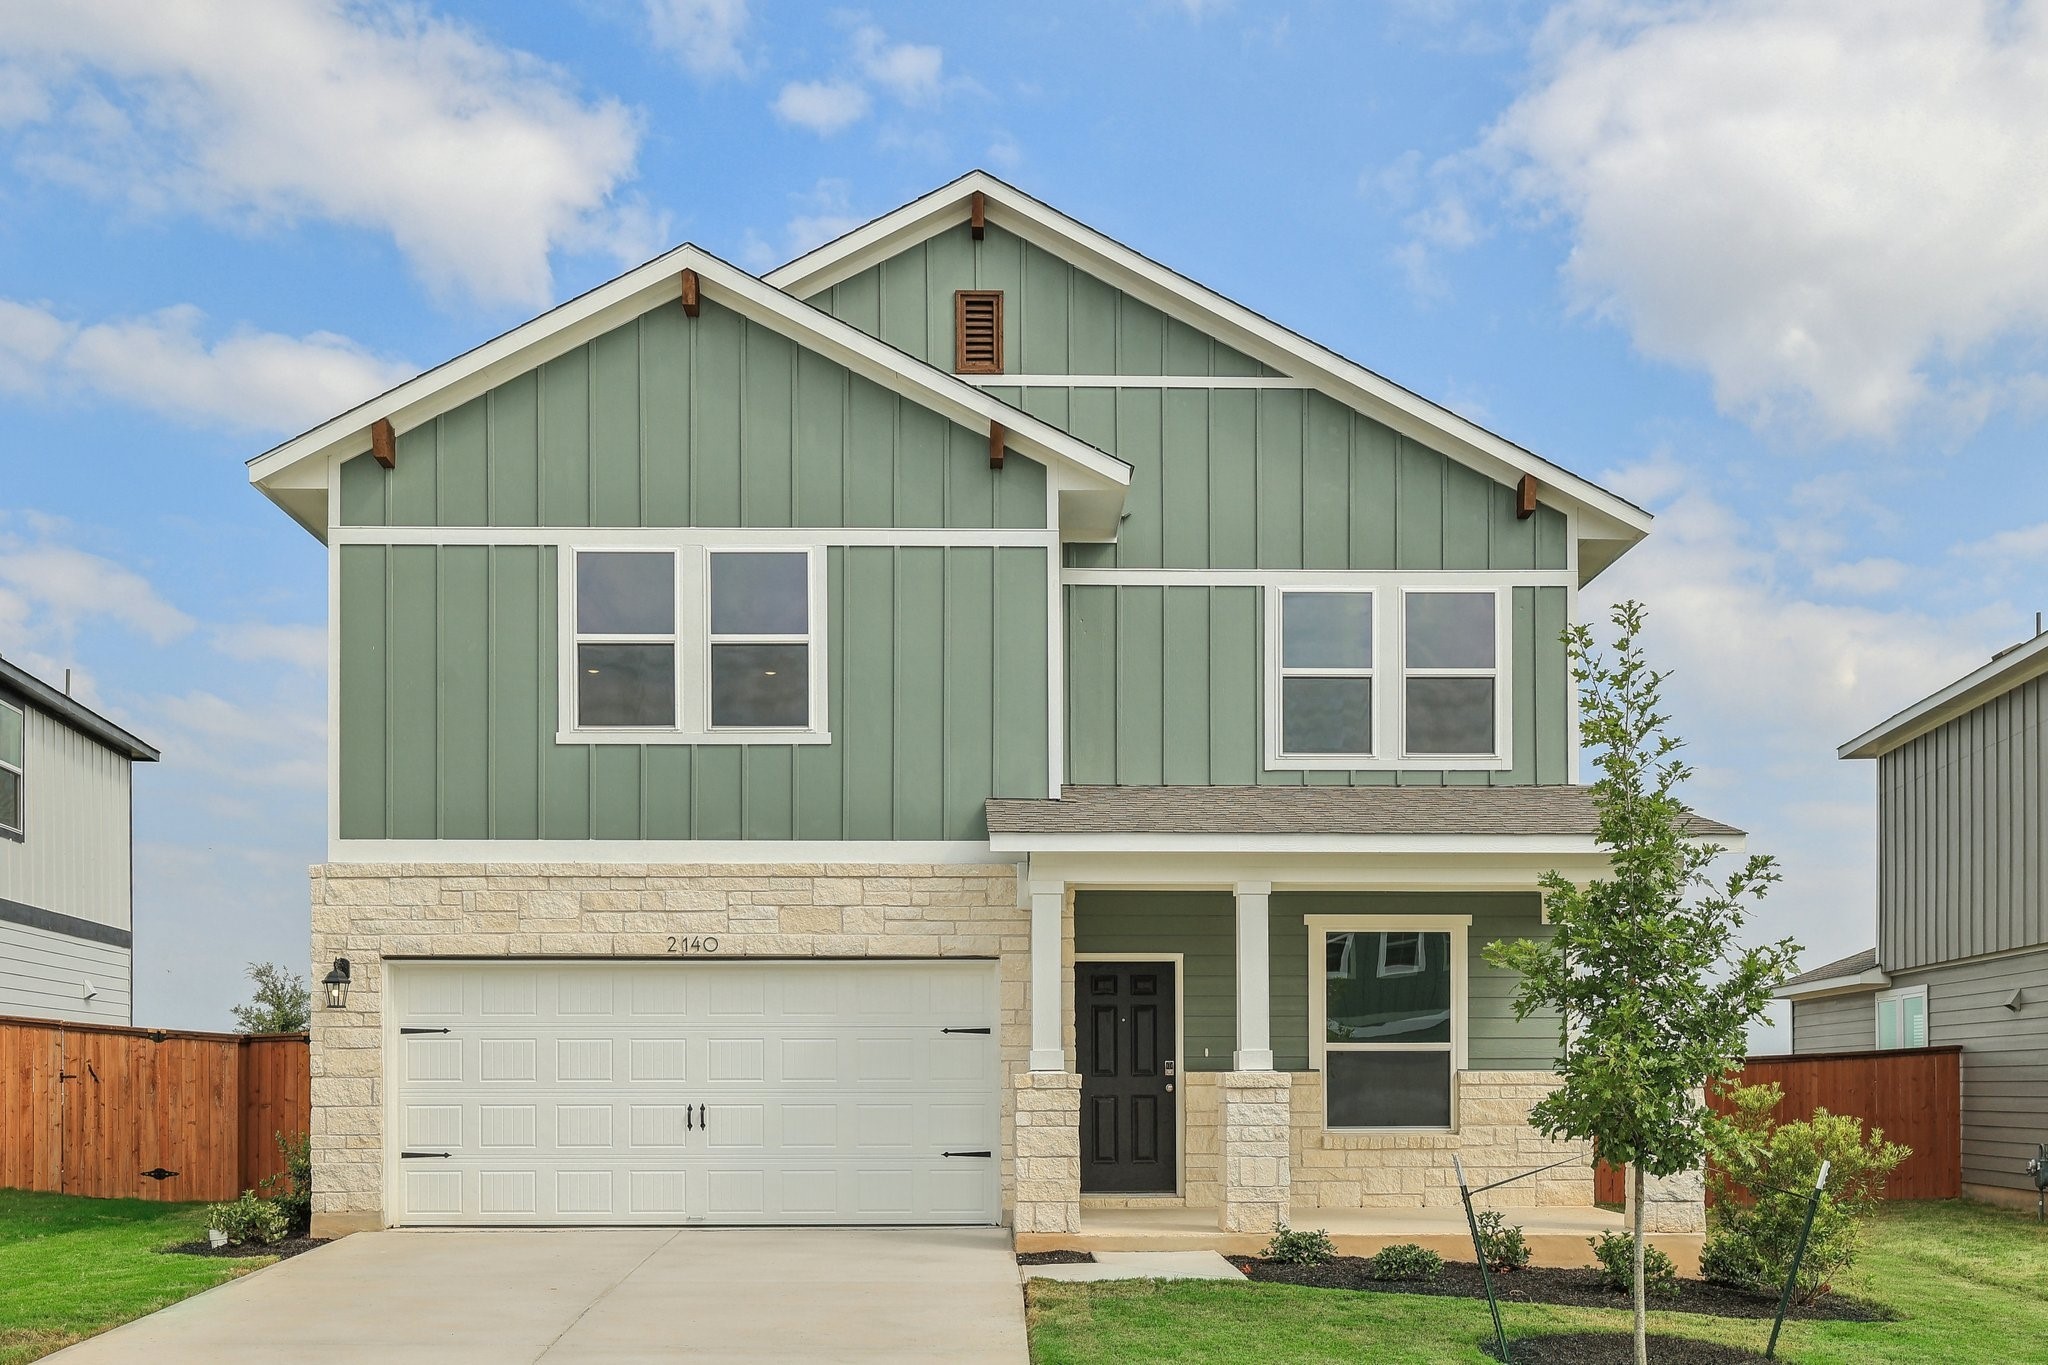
1027 1201 2048 1363
0 1190 276 1364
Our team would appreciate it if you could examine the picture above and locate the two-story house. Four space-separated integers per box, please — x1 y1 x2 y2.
251 173 1731 1241
1779 627 2048 1208
0 654 158 1024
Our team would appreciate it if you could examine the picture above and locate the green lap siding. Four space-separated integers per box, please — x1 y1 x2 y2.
1066 584 1570 787
337 545 1048 840
1074 890 1560 1075
336 300 1046 530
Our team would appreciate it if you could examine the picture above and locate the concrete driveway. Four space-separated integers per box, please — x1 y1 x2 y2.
51 1227 1028 1364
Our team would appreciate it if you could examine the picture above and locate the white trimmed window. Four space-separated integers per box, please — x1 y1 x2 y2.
0 698 21 840
1309 914 1468 1131
1876 985 1927 1050
1402 588 1504 760
563 545 826 744
1274 590 1376 759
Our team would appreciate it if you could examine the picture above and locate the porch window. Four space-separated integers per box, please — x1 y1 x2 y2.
1308 915 1469 1131
1875 985 1927 1049
0 698 21 839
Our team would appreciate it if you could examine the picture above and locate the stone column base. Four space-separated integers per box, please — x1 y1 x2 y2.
1219 1071 1291 1233
1629 1166 1707 1234
1014 1071 1082 1234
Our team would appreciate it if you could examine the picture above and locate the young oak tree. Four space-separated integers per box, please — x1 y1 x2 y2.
230 961 312 1034
1484 603 1798 1365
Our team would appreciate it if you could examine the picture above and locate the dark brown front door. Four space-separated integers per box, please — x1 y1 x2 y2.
1078 961 1177 1193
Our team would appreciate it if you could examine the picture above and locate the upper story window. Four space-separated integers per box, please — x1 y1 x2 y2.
564 546 825 745
1266 584 1509 771
0 698 21 840
1876 985 1927 1049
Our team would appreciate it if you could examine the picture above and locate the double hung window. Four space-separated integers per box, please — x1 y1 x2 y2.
0 699 21 839
1310 916 1467 1130
1276 591 1375 758
1875 985 1927 1050
1403 590 1500 758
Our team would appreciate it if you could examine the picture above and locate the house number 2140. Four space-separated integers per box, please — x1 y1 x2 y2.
666 936 719 953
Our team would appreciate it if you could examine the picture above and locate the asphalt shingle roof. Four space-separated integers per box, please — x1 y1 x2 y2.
1779 948 1881 989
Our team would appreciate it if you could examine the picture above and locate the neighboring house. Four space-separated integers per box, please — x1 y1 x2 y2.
1780 629 2048 1207
0 654 159 1025
250 172 1734 1239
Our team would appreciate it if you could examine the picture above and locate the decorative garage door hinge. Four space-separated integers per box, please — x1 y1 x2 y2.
398 1027 451 1035
141 1168 179 1181
941 1150 993 1158
940 1026 991 1034
399 1151 451 1159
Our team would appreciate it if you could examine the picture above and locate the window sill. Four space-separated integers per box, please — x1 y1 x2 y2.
556 729 833 747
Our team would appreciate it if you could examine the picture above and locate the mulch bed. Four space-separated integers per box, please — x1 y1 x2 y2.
164 1236 330 1261
1226 1256 1890 1323
1495 1332 1770 1363
1017 1249 1096 1265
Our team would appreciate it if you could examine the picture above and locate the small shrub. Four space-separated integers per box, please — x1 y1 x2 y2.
207 1191 287 1247
1702 1081 1908 1302
1369 1242 1443 1282
1262 1224 1336 1266
1475 1210 1532 1272
1589 1231 1677 1297
259 1130 313 1237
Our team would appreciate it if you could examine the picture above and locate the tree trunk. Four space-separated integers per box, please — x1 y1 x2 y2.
1632 1163 1648 1365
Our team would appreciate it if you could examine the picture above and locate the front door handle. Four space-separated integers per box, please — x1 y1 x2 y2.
1166 1084 1174 1093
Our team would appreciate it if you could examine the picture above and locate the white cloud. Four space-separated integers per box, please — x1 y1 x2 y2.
211 622 325 672
644 0 750 78
1462 0 2048 440
148 689 324 789
0 535 194 649
773 79 871 135
851 25 944 105
741 179 868 273
1961 519 2048 563
0 1 650 307
0 298 413 433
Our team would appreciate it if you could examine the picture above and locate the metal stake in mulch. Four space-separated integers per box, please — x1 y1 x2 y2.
1454 1154 1585 1364
1764 1158 1831 1360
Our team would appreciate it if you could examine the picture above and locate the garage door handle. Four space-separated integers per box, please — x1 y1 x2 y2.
942 1150 992 1158
399 1027 450 1035
400 1151 451 1159
699 1104 707 1130
941 1027 990 1034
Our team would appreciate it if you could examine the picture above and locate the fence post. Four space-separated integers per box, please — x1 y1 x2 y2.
1765 1159 1830 1360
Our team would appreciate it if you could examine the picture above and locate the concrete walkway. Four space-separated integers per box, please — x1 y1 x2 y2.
50 1227 1028 1364
1024 1250 1245 1282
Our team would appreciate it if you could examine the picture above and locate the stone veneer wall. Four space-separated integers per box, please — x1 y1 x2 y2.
308 861 1027 1235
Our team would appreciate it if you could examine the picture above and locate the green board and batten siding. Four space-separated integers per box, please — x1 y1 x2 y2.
337 300 1045 530
1073 891 1562 1073
338 544 1049 841
1066 584 1570 787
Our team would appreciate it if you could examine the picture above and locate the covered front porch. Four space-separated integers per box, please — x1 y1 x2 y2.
987 786 1717 1257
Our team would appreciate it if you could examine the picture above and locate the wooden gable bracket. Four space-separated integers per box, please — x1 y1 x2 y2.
370 417 397 469
679 268 701 318
969 191 986 241
1516 473 1538 519
989 421 1006 470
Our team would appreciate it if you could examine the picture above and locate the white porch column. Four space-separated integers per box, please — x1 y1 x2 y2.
1233 880 1274 1071
1028 881 1066 1071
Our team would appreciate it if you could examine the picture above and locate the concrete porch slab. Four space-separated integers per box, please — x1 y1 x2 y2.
1023 1251 1246 1282
1016 1202 1703 1276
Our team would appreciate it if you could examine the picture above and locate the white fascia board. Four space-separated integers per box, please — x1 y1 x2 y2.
1773 968 1891 1002
768 172 1654 569
1839 631 2048 759
989 830 1744 857
248 242 1129 540
1024 849 1618 892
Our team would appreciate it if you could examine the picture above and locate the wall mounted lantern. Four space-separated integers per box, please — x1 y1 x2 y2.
322 958 352 1009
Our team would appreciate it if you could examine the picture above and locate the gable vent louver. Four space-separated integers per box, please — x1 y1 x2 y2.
955 290 1004 374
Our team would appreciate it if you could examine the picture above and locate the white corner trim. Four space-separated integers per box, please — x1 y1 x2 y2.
325 839 1004 865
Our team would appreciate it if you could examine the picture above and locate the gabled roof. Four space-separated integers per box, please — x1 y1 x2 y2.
248 245 1131 542
771 171 1654 584
1841 630 2048 760
1773 947 1888 1001
0 655 159 761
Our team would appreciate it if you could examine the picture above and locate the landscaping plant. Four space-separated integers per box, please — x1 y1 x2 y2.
205 1191 287 1247
1484 601 1800 1365
259 1130 314 1238
1474 1210 1531 1272
1261 1224 1337 1267
1701 1080 1908 1302
1367 1243 1443 1282
1589 1231 1678 1297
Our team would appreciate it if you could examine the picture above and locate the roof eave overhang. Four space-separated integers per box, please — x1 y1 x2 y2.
987 831 1746 857
770 171 1653 584
1774 968 1891 1002
248 243 1130 544
1840 632 2048 759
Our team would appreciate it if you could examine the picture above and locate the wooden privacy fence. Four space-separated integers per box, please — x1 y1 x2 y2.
0 1015 310 1203
1593 1045 1962 1204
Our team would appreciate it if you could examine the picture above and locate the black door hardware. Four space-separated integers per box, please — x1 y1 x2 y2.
399 1027 451 1035
698 1104 707 1129
400 1151 452 1159
686 1106 693 1131
141 1168 179 1181
942 1150 993 1158
941 1026 991 1034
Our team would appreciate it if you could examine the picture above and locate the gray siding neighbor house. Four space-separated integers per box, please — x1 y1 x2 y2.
249 172 1737 1241
0 655 159 1024
1781 629 2048 1206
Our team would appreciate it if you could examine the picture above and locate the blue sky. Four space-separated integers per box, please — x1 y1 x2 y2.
3 0 2044 1032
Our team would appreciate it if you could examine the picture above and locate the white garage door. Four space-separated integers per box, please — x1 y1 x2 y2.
387 959 1000 1227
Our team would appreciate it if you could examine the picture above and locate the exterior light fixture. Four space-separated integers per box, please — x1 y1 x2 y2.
322 957 352 1009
